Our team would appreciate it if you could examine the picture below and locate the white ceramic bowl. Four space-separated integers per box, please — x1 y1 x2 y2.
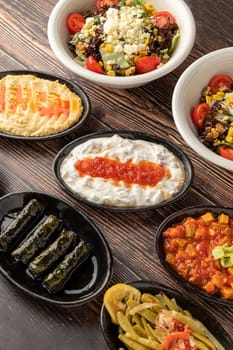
172 47 233 171
47 0 196 89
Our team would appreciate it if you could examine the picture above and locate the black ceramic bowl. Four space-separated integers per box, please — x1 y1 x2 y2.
155 206 233 307
0 191 113 307
53 130 193 212
100 280 232 349
0 70 90 140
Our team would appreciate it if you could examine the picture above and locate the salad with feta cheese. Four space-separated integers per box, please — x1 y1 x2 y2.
67 0 180 76
191 74 233 161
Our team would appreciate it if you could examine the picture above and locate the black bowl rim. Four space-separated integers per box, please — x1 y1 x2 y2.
52 130 194 212
100 279 232 349
155 205 233 307
0 191 113 307
0 70 91 141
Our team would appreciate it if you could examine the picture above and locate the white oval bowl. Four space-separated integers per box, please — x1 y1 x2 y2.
172 47 233 171
47 0 196 89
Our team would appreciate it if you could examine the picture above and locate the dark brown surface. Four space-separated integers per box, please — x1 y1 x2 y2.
0 1 233 349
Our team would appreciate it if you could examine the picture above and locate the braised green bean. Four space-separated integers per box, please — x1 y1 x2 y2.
103 284 225 350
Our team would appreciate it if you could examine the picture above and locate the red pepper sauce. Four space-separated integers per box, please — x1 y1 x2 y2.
161 326 195 350
163 212 233 299
75 157 168 187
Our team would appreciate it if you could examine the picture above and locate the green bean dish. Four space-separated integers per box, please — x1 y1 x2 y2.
103 283 225 350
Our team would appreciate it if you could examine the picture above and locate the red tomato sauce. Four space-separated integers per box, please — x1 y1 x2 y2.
75 157 167 187
163 212 233 299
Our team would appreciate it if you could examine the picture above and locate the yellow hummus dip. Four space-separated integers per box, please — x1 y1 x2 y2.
0 74 84 137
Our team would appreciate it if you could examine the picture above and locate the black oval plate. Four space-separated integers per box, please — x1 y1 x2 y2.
155 206 233 307
53 130 193 212
0 191 113 306
0 70 90 140
100 280 232 349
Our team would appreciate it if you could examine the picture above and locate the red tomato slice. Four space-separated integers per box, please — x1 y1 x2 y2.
96 0 119 11
67 13 85 34
191 103 210 128
86 56 105 74
135 56 160 74
154 11 176 28
218 145 233 161
209 74 232 94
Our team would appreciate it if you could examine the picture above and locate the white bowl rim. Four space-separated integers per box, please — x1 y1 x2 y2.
47 0 196 88
172 47 233 171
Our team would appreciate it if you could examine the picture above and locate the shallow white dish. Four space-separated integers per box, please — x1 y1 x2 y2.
47 0 196 89
172 47 233 171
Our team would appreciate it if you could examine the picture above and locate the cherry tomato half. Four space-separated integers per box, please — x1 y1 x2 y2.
96 0 119 11
209 74 232 94
134 56 160 74
154 11 176 28
86 56 105 74
67 13 85 34
191 103 210 129
218 145 233 161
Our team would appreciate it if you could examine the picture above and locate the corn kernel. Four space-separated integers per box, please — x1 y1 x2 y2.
153 28 158 36
212 91 224 101
105 44 113 53
139 50 147 57
144 3 154 11
144 3 155 15
205 96 212 104
107 70 116 76
106 64 112 70
157 35 163 42
98 61 104 67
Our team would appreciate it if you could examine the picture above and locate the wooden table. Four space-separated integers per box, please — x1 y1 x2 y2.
0 0 233 349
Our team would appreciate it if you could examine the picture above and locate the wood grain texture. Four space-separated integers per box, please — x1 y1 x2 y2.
0 0 233 349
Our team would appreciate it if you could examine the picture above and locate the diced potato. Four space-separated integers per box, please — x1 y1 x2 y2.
184 223 196 237
194 227 207 239
186 243 196 257
203 282 216 293
220 287 233 299
201 212 215 222
218 213 229 224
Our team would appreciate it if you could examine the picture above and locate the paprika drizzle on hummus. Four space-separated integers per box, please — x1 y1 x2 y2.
0 74 83 137
60 135 185 207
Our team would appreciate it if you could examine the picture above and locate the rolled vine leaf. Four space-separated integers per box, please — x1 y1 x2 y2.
11 214 61 264
0 199 45 252
43 240 91 294
28 229 77 279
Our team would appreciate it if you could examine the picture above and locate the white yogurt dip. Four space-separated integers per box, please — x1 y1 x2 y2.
60 135 185 207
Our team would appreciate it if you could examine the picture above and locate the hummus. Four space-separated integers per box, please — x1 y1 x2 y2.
60 135 185 207
0 74 83 137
